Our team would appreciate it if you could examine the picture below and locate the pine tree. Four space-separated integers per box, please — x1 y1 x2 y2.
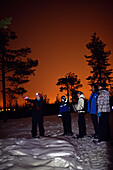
56 72 82 102
85 32 113 85
0 25 38 121
0 17 12 29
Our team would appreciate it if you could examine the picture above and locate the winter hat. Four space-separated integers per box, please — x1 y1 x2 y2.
91 83 96 87
61 95 68 103
77 91 83 95
61 95 66 101
91 83 98 92
36 93 42 98
99 81 107 88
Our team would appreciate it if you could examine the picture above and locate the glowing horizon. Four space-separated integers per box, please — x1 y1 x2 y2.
0 0 113 107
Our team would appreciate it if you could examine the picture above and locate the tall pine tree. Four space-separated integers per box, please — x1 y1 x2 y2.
85 32 113 85
0 21 38 121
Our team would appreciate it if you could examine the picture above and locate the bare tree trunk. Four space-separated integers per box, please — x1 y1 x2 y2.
66 85 69 102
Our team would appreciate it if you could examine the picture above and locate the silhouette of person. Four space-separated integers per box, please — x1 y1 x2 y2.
97 81 111 142
73 91 87 138
23 93 45 138
87 84 99 138
58 95 73 136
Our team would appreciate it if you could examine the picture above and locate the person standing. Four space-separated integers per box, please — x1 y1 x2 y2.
73 91 87 138
58 96 73 136
23 93 45 138
87 84 99 138
97 81 111 142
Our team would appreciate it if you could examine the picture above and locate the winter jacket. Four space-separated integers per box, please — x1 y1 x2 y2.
73 94 85 113
59 103 70 114
97 88 110 113
26 98 45 113
87 92 97 114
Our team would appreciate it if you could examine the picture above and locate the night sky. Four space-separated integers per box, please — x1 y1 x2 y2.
0 0 113 105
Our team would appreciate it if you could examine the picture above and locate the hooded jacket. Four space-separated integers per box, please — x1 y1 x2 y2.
87 92 97 114
73 94 85 113
97 88 110 113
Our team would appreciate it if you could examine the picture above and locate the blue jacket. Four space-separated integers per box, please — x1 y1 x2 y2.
59 103 69 114
87 92 97 114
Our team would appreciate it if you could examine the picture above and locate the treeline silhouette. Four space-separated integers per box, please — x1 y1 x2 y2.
0 102 76 120
1 96 113 120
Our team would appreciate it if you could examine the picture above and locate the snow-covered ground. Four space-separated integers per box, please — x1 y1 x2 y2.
0 113 113 170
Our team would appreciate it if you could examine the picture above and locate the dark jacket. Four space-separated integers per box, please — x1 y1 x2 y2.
59 103 70 114
26 98 45 113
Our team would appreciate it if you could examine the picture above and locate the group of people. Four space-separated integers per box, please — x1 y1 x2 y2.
58 91 87 139
88 82 111 142
72 81 111 142
23 81 111 142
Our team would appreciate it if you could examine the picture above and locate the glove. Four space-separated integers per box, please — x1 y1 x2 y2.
23 96 28 100
58 113 62 118
97 111 101 117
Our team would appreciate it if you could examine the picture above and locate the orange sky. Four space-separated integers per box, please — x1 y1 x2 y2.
0 0 113 106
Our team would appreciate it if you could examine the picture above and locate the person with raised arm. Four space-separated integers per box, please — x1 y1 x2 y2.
23 93 45 138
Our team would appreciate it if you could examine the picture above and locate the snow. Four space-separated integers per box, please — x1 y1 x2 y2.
0 113 113 170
